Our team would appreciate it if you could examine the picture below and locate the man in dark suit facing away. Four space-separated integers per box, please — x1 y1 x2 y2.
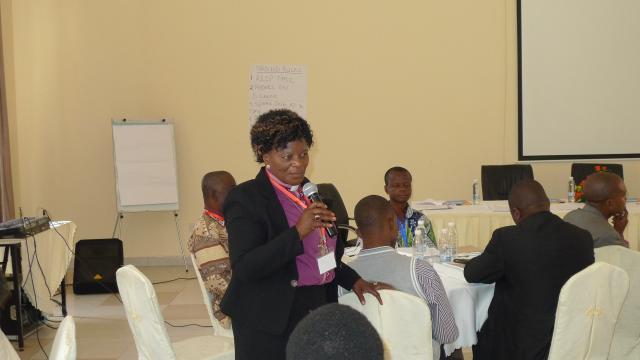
464 180 594 360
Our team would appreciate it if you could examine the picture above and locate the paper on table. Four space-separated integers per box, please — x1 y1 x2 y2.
415 199 446 206
488 204 511 212
415 204 452 210
413 200 453 210
455 252 481 259
443 200 467 206
550 203 583 211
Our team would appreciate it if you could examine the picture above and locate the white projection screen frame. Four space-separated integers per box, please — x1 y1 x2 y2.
518 0 640 160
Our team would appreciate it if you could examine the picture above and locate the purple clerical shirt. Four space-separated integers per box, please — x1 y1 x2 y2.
269 172 336 286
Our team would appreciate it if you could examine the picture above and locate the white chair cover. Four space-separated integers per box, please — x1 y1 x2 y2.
339 289 433 360
595 245 640 359
50 316 76 360
548 262 629 360
116 265 234 360
0 329 20 360
190 254 233 338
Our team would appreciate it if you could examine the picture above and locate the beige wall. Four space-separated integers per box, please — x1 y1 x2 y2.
2 1 639 259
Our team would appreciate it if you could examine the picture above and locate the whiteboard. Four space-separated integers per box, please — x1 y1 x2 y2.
112 120 179 212
249 64 307 125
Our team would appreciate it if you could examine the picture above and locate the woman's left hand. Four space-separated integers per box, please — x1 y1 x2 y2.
351 279 394 305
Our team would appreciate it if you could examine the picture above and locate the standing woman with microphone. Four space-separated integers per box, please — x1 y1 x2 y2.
221 109 385 360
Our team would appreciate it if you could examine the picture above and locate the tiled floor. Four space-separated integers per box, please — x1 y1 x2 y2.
10 266 473 359
13 266 215 360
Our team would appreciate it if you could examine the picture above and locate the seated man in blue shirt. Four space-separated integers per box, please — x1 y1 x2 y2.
384 166 437 248
345 195 459 360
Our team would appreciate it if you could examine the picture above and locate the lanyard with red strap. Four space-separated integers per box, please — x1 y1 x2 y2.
203 209 224 225
267 174 309 209
266 171 329 250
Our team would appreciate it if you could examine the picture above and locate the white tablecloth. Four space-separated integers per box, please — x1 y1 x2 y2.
0 221 77 316
394 247 494 355
417 201 640 251
432 262 493 355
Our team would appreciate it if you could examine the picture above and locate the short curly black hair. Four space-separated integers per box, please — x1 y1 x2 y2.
250 109 314 163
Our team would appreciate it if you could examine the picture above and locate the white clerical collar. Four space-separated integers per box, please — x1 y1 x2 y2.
266 168 301 193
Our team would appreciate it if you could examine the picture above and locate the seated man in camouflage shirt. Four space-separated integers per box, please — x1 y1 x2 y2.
189 171 236 329
384 166 437 248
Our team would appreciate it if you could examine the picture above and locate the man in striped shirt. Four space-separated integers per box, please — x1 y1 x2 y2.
345 195 459 360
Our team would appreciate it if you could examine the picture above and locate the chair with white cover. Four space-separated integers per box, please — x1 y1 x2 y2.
595 245 640 359
116 264 234 360
50 316 76 360
0 329 20 360
190 254 233 338
548 262 629 360
339 289 433 360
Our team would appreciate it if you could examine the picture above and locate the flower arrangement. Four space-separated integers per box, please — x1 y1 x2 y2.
575 165 609 202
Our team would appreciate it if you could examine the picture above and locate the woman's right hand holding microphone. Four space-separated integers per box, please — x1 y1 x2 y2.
295 202 336 239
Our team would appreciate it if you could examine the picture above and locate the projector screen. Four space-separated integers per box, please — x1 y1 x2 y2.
518 0 640 160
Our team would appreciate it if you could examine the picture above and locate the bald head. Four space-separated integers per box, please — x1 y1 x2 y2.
355 195 393 233
201 171 236 211
583 172 625 203
508 180 550 223
354 195 397 248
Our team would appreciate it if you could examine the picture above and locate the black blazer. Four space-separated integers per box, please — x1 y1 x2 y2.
464 211 594 360
220 168 360 335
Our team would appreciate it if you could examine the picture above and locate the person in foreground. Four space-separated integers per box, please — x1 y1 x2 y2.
188 171 236 329
384 167 437 248
221 109 386 360
286 303 384 360
346 195 459 360
564 172 629 248
464 180 594 360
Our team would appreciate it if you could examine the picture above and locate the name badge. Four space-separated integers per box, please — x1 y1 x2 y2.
317 252 337 274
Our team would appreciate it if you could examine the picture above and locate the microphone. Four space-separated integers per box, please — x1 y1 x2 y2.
302 182 338 238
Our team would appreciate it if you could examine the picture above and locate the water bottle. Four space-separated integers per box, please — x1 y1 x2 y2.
413 229 427 259
472 179 480 205
568 177 576 203
446 222 458 257
439 228 452 262
415 219 425 235
416 219 436 249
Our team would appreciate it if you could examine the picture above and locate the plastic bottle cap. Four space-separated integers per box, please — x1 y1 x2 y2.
447 221 455 227
473 179 478 183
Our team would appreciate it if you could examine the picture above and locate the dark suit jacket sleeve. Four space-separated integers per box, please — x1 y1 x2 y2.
331 228 361 290
575 228 596 269
464 228 505 284
224 193 303 282
335 261 360 290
